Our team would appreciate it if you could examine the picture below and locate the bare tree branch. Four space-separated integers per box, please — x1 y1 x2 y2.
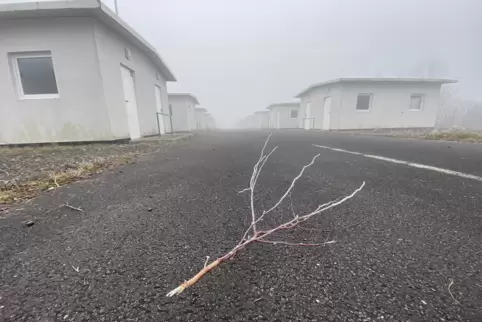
166 133 365 297
262 153 320 216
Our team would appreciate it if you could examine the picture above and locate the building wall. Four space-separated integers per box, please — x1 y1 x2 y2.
187 99 196 131
195 110 207 130
335 82 442 129
168 96 190 132
299 84 341 130
254 113 269 128
0 17 110 144
93 20 169 138
269 106 300 129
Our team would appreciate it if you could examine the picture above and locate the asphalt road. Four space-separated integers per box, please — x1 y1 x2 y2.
1 131 481 321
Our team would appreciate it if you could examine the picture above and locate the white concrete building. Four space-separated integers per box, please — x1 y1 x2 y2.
0 0 176 145
253 111 270 128
168 93 198 132
194 107 208 130
205 113 217 130
296 78 456 130
267 103 300 129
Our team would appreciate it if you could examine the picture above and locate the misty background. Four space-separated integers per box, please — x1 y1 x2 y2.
4 0 482 128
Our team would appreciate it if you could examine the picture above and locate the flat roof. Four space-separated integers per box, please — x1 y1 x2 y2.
168 93 200 105
296 77 458 98
254 110 269 114
195 107 207 112
266 102 300 110
0 0 176 81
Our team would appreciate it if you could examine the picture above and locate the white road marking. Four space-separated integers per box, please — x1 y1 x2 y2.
313 144 482 182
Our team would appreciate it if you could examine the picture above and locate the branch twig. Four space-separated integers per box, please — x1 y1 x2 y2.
448 278 460 304
62 204 84 212
258 239 336 247
204 256 210 268
166 133 365 297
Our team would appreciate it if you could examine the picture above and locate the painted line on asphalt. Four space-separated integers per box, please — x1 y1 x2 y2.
313 144 482 182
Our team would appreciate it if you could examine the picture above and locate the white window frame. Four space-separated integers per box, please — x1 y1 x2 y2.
11 52 60 100
289 109 298 119
356 93 372 112
409 94 424 111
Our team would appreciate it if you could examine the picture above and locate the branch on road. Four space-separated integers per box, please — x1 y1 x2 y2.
167 133 365 297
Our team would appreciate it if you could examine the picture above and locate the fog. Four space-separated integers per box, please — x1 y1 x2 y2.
6 0 482 128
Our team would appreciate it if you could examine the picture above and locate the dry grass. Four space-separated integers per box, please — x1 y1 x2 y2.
425 131 482 142
0 156 135 205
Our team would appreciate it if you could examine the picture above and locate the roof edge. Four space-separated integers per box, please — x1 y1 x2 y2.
266 102 300 110
168 93 200 105
295 77 458 98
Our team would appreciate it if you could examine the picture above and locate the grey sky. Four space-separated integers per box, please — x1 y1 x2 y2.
5 0 482 127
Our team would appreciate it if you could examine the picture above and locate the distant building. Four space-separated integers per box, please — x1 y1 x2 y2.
168 93 199 132
296 78 457 130
267 103 300 129
205 113 217 130
195 107 208 130
253 111 270 128
0 0 176 145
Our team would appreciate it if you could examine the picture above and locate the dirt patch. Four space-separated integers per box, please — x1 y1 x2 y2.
0 142 167 205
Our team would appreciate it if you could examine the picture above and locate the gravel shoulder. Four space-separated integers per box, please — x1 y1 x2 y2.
0 131 480 321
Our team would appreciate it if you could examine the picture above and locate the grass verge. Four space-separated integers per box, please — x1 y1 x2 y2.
425 131 482 142
0 155 134 205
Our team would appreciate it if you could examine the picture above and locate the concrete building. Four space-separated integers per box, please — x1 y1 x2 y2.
205 113 217 130
194 107 210 130
0 0 176 145
253 110 270 128
267 103 300 129
168 93 198 132
247 114 258 129
296 78 457 130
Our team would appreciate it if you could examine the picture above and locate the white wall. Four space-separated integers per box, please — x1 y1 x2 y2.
299 84 341 130
299 82 442 130
187 100 196 131
268 105 300 129
253 113 269 128
94 20 169 138
0 17 110 144
336 82 442 129
168 96 190 132
0 16 172 144
195 110 207 130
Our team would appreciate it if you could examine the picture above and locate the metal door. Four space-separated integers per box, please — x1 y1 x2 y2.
121 66 141 139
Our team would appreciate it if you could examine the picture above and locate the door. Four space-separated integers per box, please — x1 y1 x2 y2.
322 96 332 130
154 85 165 134
304 102 312 130
121 66 141 139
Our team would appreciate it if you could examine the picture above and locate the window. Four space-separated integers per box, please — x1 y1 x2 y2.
12 52 59 98
290 109 298 118
409 94 423 110
356 94 372 111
